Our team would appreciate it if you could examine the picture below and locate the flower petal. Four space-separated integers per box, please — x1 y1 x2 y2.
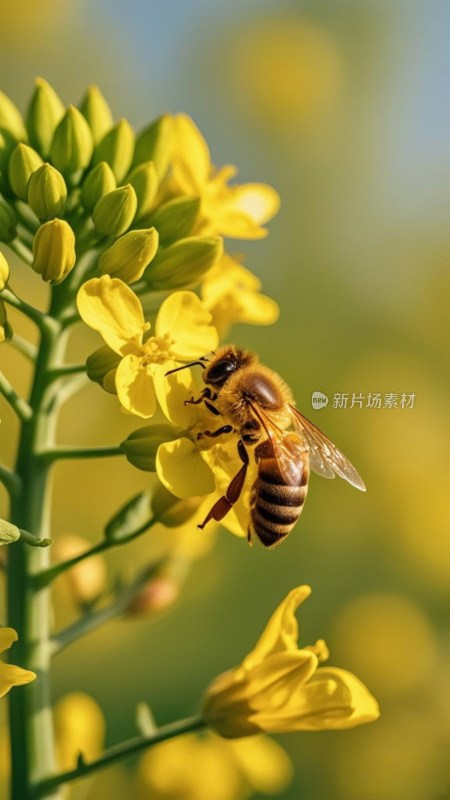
244 586 312 667
153 360 199 428
172 114 211 194
156 438 215 499
232 184 280 225
0 627 17 655
0 663 36 698
155 291 218 361
77 276 149 355
115 354 157 418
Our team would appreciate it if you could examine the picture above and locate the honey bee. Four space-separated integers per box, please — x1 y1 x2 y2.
167 345 365 548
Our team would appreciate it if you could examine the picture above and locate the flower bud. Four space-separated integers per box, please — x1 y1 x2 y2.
120 425 176 472
79 85 114 144
151 483 201 528
98 228 159 283
127 160 158 219
8 143 43 200
0 199 17 243
52 535 107 607
92 184 137 236
150 196 200 245
93 118 134 183
32 219 76 283
133 114 173 178
0 129 17 194
0 251 10 290
126 558 187 615
86 345 120 389
0 90 27 142
26 78 64 158
0 519 20 546
81 161 116 212
0 299 13 342
50 105 94 174
146 235 223 290
54 693 105 771
27 163 67 220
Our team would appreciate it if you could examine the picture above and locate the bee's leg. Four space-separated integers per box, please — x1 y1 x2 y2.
185 387 218 406
196 424 234 440
198 439 249 529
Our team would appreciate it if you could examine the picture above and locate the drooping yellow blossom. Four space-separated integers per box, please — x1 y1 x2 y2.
201 253 279 336
0 628 36 698
137 731 292 800
54 692 105 770
77 275 218 419
202 585 380 737
170 114 280 239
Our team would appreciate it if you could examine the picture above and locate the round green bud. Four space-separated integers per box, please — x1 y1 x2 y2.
98 227 159 284
0 250 10 290
81 161 116 212
120 425 176 472
146 235 223 290
151 483 200 528
79 85 114 145
0 199 17 243
8 143 44 200
32 219 76 283
149 196 200 245
86 345 121 387
0 90 27 142
0 298 13 343
0 128 19 194
93 118 134 183
26 78 65 158
28 163 67 220
127 160 158 219
50 105 94 175
0 519 20 545
92 184 137 237
133 114 173 178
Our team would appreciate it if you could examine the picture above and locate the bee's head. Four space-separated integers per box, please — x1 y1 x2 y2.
202 346 256 388
165 345 256 388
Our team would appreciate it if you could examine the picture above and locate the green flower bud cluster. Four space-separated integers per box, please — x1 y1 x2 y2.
0 79 225 290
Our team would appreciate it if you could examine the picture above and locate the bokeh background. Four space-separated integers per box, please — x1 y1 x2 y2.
1 1 449 798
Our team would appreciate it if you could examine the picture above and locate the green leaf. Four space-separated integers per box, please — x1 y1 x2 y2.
104 491 153 543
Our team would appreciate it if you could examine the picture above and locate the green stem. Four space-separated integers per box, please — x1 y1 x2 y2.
0 463 21 498
10 333 38 361
40 444 123 463
1 287 46 328
32 716 206 798
7 312 69 800
34 517 156 589
51 557 164 655
0 370 33 422
7 238 33 265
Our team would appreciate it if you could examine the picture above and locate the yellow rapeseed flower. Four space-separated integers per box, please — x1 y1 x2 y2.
137 731 292 800
201 253 279 336
0 628 36 698
202 585 380 737
54 692 105 770
170 114 280 239
77 275 218 418
155 392 251 539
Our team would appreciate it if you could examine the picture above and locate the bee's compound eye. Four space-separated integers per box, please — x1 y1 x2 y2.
205 359 236 385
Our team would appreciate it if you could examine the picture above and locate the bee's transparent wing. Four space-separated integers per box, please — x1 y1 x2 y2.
249 401 307 484
289 405 366 491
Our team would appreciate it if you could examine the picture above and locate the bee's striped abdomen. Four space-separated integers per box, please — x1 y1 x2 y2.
249 442 309 548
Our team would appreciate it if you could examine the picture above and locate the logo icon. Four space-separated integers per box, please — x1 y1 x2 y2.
311 391 329 410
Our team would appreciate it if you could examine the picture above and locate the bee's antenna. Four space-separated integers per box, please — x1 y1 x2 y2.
165 361 206 377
